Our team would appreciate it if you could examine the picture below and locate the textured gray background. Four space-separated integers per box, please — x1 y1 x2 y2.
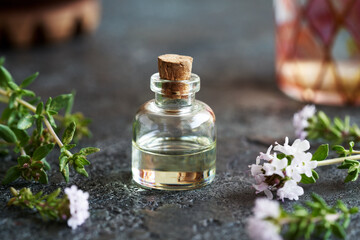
1 0 360 239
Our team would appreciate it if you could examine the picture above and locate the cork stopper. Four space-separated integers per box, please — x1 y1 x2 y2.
158 54 193 99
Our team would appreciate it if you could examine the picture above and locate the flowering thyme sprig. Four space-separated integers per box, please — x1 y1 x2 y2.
293 105 360 144
250 137 318 201
250 138 360 200
0 58 100 184
8 185 89 229
247 195 358 240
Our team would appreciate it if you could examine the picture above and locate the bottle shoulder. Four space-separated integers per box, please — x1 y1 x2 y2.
135 99 215 119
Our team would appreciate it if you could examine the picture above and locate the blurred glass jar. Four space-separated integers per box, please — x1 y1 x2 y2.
274 0 360 105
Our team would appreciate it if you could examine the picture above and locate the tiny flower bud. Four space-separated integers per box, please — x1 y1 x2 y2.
23 163 29 168
7 197 16 206
10 187 18 196
35 172 40 179
273 178 280 185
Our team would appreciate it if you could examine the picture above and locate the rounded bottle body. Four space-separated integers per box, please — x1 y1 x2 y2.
132 99 216 190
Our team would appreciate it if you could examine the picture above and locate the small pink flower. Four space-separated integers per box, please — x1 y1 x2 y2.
277 180 304 201
293 105 316 140
247 218 282 240
65 185 90 230
253 198 280 219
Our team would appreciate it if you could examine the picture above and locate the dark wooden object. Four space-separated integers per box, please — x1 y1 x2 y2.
0 0 100 47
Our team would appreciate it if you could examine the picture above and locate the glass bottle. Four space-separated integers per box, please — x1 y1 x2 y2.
132 72 216 190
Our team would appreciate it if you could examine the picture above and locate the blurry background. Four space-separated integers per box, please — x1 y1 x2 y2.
0 0 279 143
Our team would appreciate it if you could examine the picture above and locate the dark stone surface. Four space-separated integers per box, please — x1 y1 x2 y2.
1 0 360 239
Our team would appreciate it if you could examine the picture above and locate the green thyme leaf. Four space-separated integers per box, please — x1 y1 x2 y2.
36 117 43 134
17 155 30 165
2 166 20 184
17 115 34 130
62 122 76 145
331 223 346 239
1 107 12 121
41 159 51 171
75 156 90 166
62 164 69 182
312 144 329 161
75 166 88 177
349 207 358 214
46 188 60 202
59 155 68 172
7 81 19 91
11 128 30 147
334 117 344 130
333 145 346 156
0 66 13 87
318 111 331 127
38 170 48 184
0 124 17 143
31 161 44 169
20 72 38 89
46 112 56 128
64 144 76 150
20 89 35 97
32 143 55 161
300 173 317 184
47 110 57 115
8 93 16 109
36 102 43 115
312 169 319 180
344 170 359 183
45 97 52 111
80 147 100 155
305 223 315 239
50 93 73 112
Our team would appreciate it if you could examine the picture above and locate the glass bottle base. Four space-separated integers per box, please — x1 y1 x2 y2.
132 168 216 191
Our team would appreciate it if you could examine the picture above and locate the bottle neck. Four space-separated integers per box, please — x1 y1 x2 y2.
155 93 195 108
150 72 200 109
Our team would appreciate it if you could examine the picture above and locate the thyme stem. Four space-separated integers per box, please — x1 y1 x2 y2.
0 88 72 157
317 154 360 166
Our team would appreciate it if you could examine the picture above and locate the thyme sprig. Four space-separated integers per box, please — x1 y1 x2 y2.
0 58 99 184
294 105 360 144
8 186 90 229
247 194 358 240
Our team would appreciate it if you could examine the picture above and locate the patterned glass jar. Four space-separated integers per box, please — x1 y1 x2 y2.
274 0 360 105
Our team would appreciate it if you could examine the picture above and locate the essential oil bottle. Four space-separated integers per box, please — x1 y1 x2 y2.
132 54 216 190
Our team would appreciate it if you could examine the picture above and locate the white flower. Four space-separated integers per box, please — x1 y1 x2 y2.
247 217 282 240
263 155 288 178
293 105 316 140
253 198 280 219
254 181 274 199
277 180 304 201
285 165 302 182
274 137 310 156
294 152 318 177
257 145 274 163
250 164 263 176
284 151 317 184
65 185 90 230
